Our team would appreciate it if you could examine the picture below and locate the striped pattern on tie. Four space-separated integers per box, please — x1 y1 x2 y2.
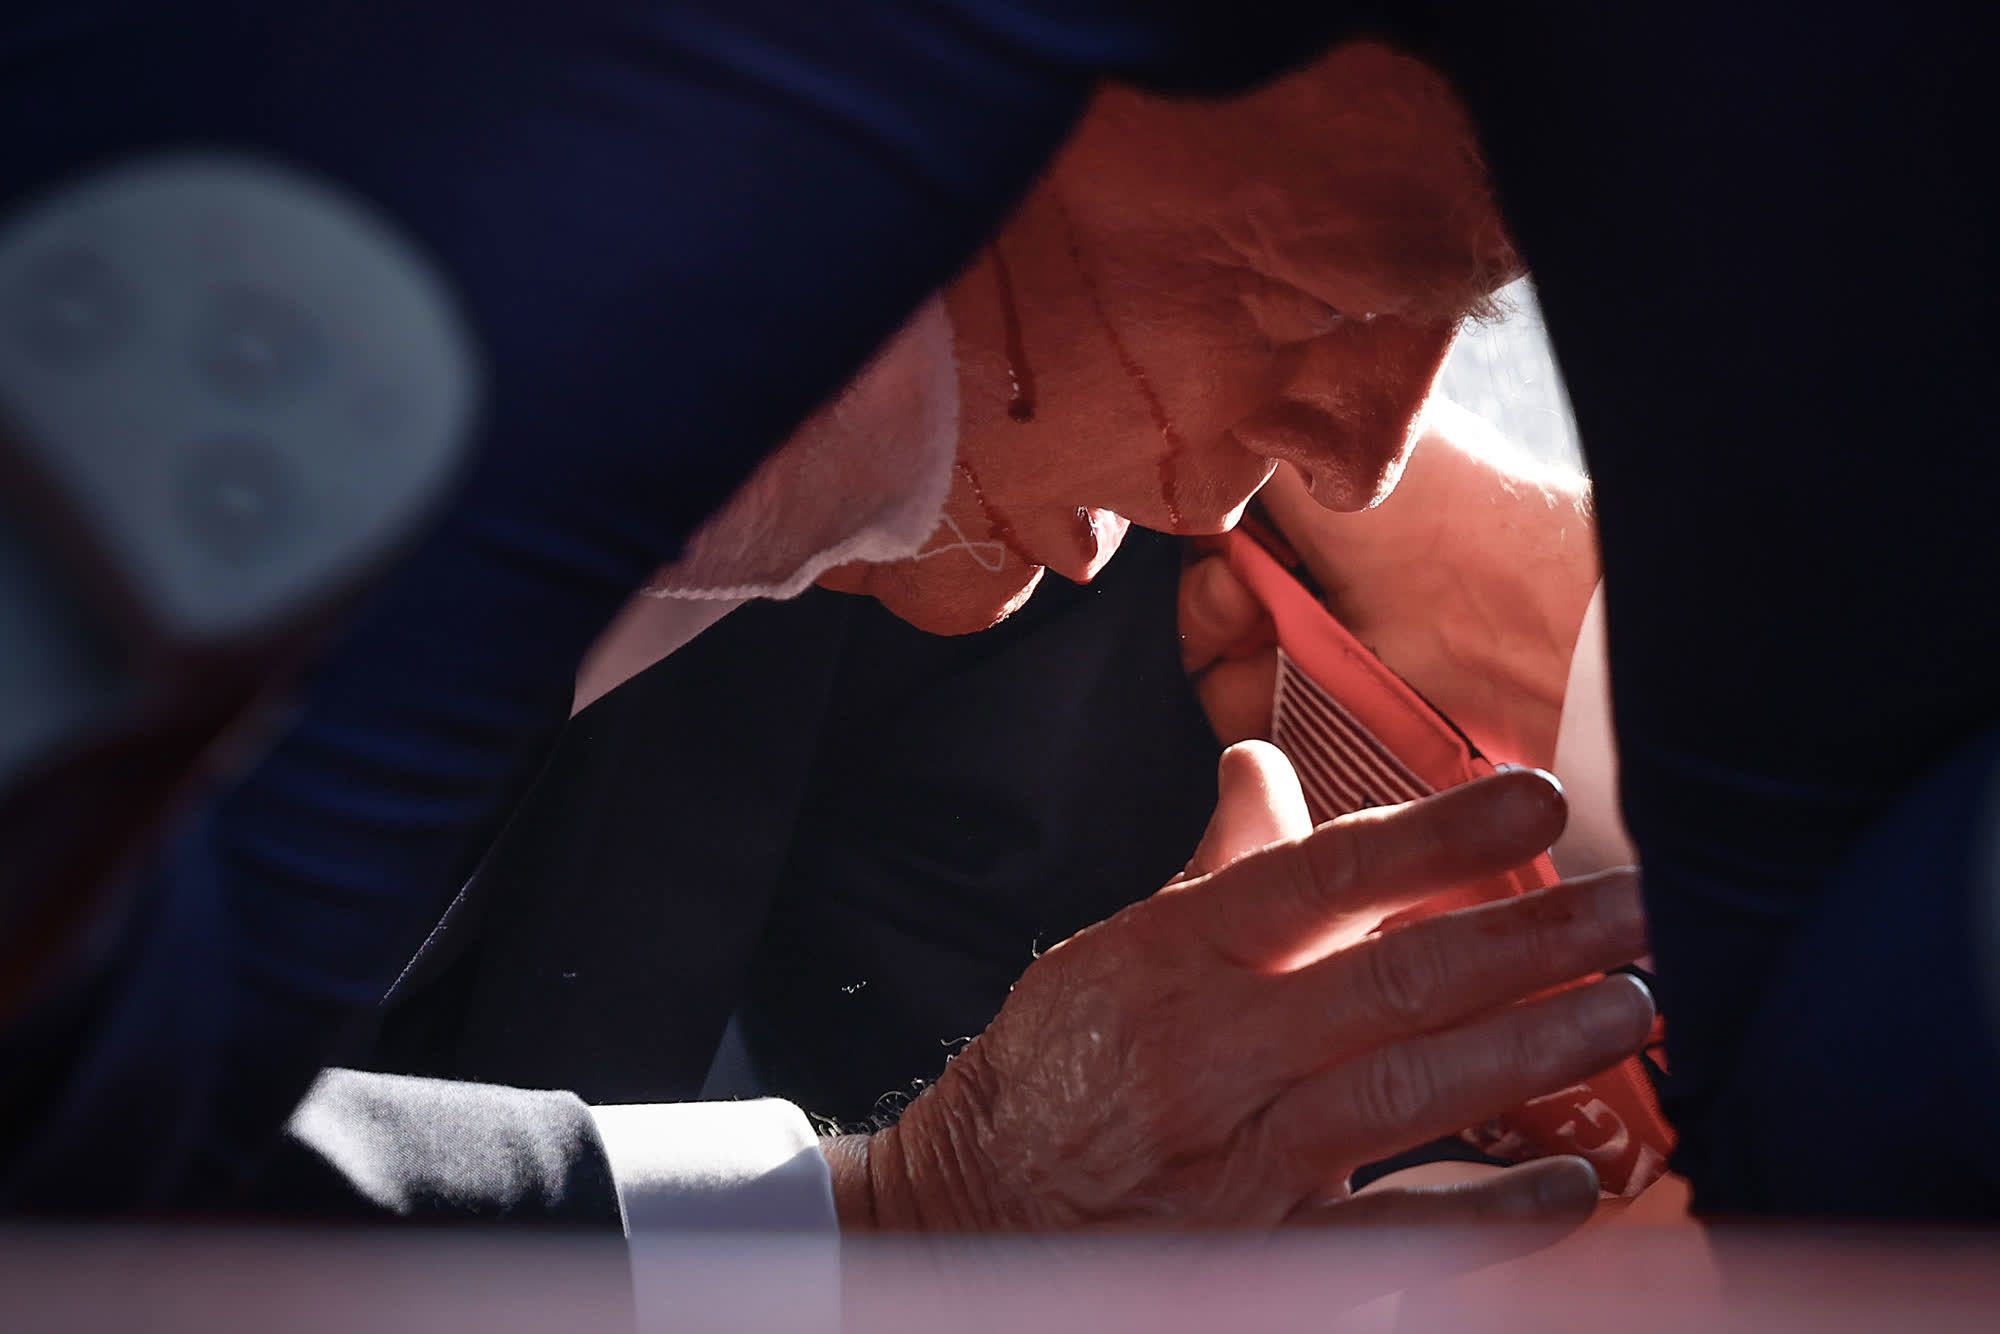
1272 648 1433 824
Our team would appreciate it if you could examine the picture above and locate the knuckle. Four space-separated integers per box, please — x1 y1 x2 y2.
1187 557 1231 624
1298 826 1362 907
1263 839 1325 919
1358 1045 1436 1130
1179 558 1242 655
1361 931 1447 1029
1506 1010 1571 1082
1512 901 1576 984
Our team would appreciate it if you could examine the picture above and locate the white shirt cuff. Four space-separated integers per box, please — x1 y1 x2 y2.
589 1099 839 1332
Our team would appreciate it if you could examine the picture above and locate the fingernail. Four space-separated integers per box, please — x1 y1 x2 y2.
1495 764 1564 796
1623 970 1656 1009
1581 974 1653 1047
1496 766 1564 826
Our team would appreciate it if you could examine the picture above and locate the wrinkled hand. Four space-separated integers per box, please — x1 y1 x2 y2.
829 746 1651 1232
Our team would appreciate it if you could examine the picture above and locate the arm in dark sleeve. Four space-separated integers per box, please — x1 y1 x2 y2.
268 1069 623 1227
1428 5 1999 1213
0 0 1389 1213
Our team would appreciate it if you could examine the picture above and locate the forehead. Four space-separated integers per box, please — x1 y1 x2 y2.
1057 43 1517 324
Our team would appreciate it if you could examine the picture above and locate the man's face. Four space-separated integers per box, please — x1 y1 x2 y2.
822 43 1517 634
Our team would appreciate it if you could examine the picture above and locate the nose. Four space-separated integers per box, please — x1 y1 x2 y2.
1230 316 1459 511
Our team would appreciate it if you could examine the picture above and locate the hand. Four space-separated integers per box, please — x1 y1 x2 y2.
1178 554 1277 747
828 749 1652 1232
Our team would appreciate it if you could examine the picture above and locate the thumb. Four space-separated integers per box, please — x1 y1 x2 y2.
1181 740 1313 881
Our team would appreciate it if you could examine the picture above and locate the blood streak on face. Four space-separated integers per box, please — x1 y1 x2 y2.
1056 199 1192 533
988 244 1038 425
956 458 1034 568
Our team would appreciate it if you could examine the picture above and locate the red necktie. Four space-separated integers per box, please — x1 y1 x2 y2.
1217 524 1672 1196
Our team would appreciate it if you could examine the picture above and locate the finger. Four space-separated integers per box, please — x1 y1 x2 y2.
1284 1159 1600 1299
1260 974 1654 1180
1181 741 1313 881
1267 869 1647 1071
1195 648 1277 746
1305 1156 1599 1229
1163 768 1566 968
1178 554 1267 672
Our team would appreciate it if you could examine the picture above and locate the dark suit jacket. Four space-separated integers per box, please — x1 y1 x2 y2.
370 529 1223 1124
366 527 1513 1191
272 1069 621 1225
